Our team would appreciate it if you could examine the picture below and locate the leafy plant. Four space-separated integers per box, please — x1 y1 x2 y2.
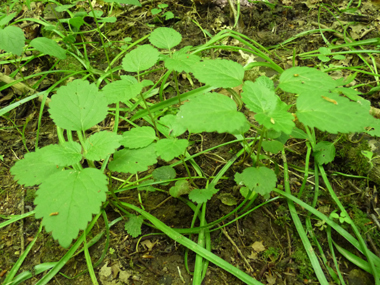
2 2 380 284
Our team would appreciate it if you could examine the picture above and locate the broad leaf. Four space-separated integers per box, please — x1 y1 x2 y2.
296 91 372 134
156 138 188 161
42 142 82 166
164 46 200 73
119 126 157 149
149 27 182 50
262 140 284 153
108 144 157 174
234 167 276 198
192 59 244 88
0 26 25 56
169 180 192 197
242 80 294 134
124 214 144 237
49 80 108 131
34 168 108 248
122 44 159 72
102 76 145 104
240 187 256 200
158 114 187 137
279 67 337 95
313 141 335 165
152 166 176 182
11 148 64 186
30 37 66 59
84 131 121 161
177 93 250 134
189 185 218 204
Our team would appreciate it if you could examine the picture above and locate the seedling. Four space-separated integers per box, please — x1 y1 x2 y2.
151 3 175 23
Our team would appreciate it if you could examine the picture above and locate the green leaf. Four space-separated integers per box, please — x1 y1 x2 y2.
158 114 187 137
119 126 157 149
124 215 144 237
49 80 108 131
11 148 64 186
296 91 372 134
279 67 337 95
192 59 244 88
313 141 335 165
0 12 17 26
169 180 192 197
108 144 157 174
163 11 174 20
84 131 121 161
242 79 294 134
262 140 284 153
189 185 218 204
218 193 238 206
156 138 188 161
239 187 256 200
0 26 25 56
152 166 176 182
333 55 345 60
151 8 161 15
318 55 330 62
122 44 159 72
30 37 67 59
289 127 308 139
54 4 75 12
42 142 82 166
102 76 149 104
318 47 331 55
164 46 200 73
34 168 108 248
234 167 276 198
177 93 250 134
149 27 182 50
98 17 117 23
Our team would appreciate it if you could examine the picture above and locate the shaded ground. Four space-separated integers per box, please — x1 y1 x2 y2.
1 0 380 284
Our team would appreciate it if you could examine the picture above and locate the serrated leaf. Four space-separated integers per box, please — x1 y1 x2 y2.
49 80 108 131
108 144 157 174
192 59 244 88
313 141 335 165
0 26 25 56
279 67 337 94
164 47 200 73
177 93 250 134
155 138 188 161
152 166 176 182
34 168 108 248
30 37 67 59
242 79 294 134
189 185 218 204
119 126 157 149
234 167 276 198
296 92 372 134
84 131 121 161
122 44 159 72
102 76 145 104
43 142 82 166
169 180 192 197
11 148 64 186
262 140 284 153
158 114 187 137
242 78 278 113
124 214 144 237
149 27 182 50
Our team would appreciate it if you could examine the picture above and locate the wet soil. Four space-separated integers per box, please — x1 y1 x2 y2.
1 0 380 284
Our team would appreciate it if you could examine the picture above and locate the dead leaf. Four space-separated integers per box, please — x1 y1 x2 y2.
251 241 266 253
